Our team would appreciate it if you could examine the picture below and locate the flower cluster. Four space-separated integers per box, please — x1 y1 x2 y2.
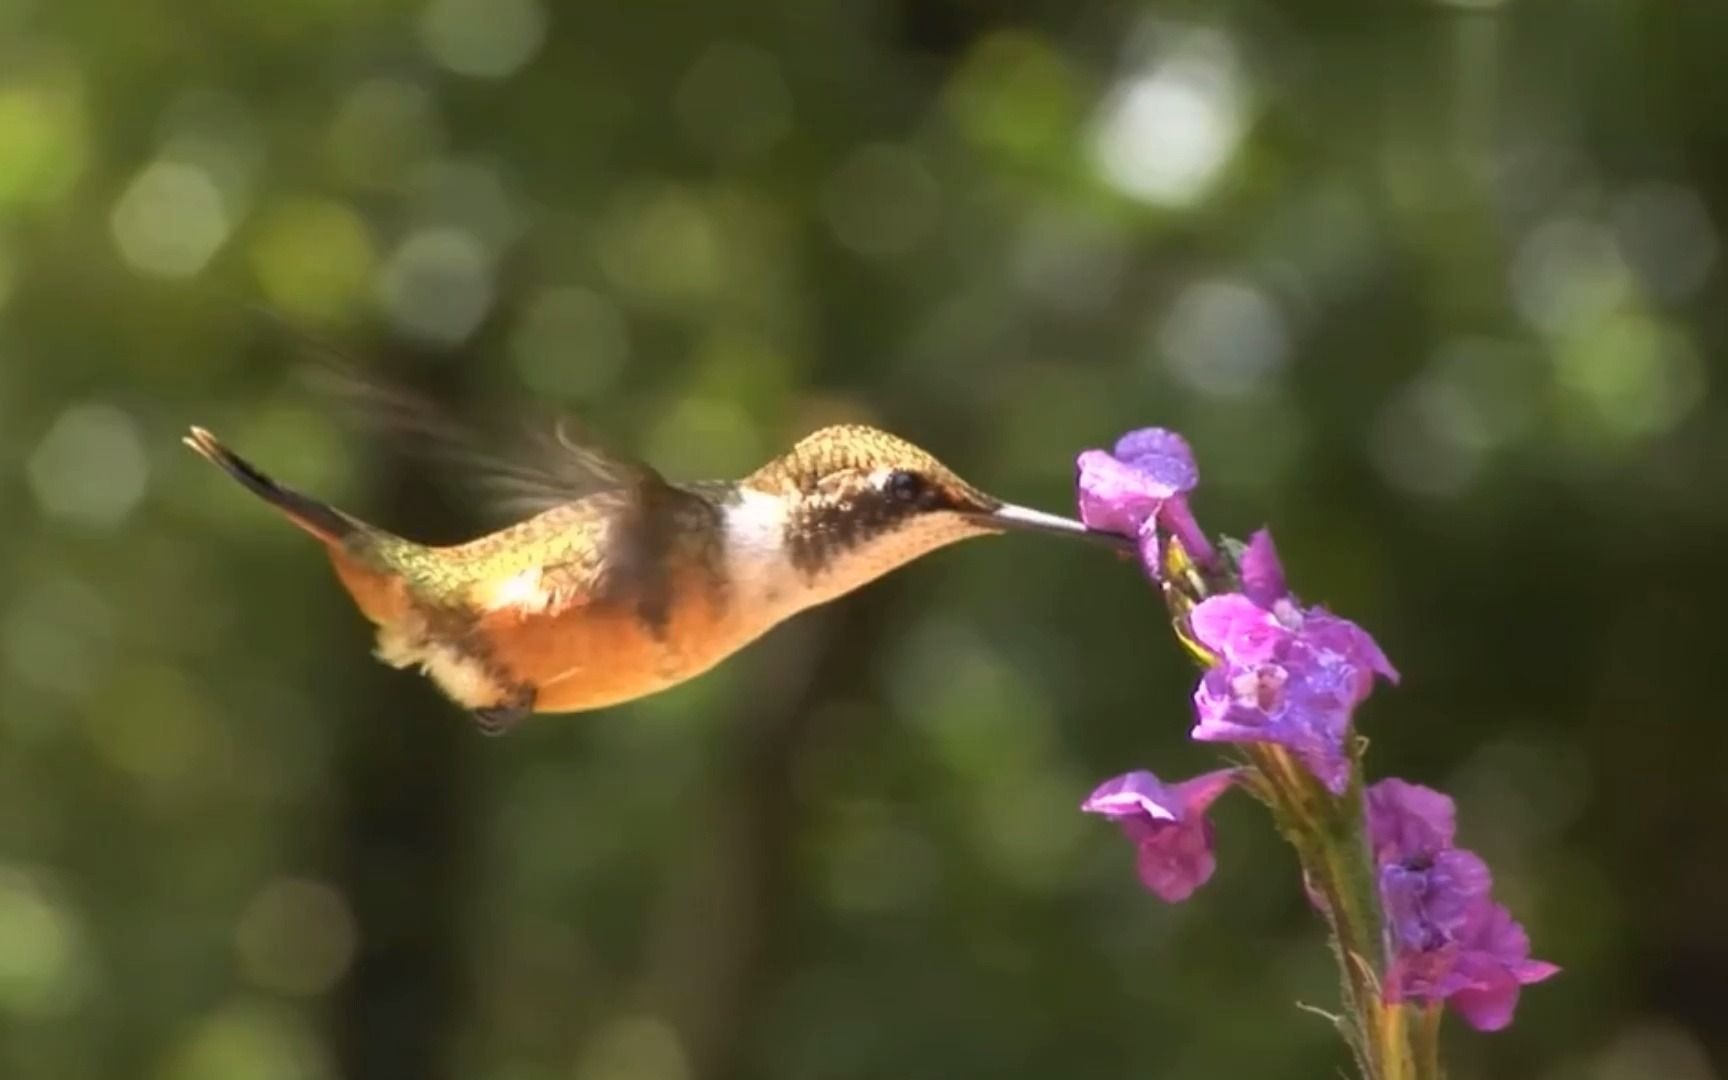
1368 780 1560 1030
1077 432 1396 797
1188 531 1398 794
1075 426 1556 1040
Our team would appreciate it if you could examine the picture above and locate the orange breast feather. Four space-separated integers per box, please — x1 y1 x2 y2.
470 558 738 713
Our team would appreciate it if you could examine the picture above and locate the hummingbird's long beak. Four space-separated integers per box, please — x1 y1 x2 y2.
972 502 1135 552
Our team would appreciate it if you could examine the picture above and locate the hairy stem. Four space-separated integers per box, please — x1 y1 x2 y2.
1412 1002 1445 1080
1164 535 1429 1080
1251 746 1413 1080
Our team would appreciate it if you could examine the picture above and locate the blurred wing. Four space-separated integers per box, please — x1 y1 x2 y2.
259 309 662 520
469 490 671 619
314 365 657 516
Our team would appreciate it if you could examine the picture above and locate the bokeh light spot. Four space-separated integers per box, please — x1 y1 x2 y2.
821 143 941 260
84 664 212 791
1091 28 1247 208
643 395 762 482
1509 218 1632 336
1554 314 1705 442
158 87 262 211
1 572 113 704
596 189 723 307
571 1015 690 1080
162 1001 334 1080
1157 277 1289 398
376 227 495 345
0 52 88 211
1012 209 1128 312
408 158 521 256
1590 1020 1716 1080
1188 395 1306 493
674 41 791 160
1451 736 1589 858
510 287 628 400
946 31 1081 161
1427 337 1545 450
327 78 444 189
234 878 358 997
417 0 546 80
26 401 148 528
249 198 376 321
1369 377 1487 498
110 160 232 278
1612 182 1719 304
0 867 88 1016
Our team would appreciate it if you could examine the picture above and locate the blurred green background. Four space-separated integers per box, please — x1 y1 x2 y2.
3 1 1725 1078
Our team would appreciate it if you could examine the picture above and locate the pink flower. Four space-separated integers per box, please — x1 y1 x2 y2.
1082 768 1241 902
1187 585 1397 794
1075 428 1214 576
1368 779 1560 1030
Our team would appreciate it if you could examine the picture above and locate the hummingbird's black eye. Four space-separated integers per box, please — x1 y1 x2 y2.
883 469 926 502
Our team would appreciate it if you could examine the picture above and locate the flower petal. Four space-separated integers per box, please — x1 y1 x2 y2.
1367 779 1457 862
1305 611 1401 686
1188 595 1285 664
1076 450 1167 535
1157 494 1216 569
1169 768 1243 815
1381 850 1493 955
1446 970 1524 1032
1111 428 1199 495
1189 677 1354 796
1135 818 1216 902
1376 842 1559 1030
1081 770 1180 823
1083 767 1240 903
1240 528 1289 608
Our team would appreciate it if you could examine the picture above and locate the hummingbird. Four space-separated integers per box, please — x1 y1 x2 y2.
184 417 1119 731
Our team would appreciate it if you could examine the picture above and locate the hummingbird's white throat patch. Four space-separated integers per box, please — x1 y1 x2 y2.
723 475 988 616
722 486 800 611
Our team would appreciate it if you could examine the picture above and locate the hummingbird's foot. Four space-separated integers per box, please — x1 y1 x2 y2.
472 687 535 736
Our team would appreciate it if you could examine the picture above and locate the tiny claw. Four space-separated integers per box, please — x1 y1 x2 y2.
472 687 535 736
472 705 527 736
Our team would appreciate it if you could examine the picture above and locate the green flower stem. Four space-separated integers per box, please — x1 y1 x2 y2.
1164 536 1437 1080
1249 743 1415 1080
1414 1002 1446 1080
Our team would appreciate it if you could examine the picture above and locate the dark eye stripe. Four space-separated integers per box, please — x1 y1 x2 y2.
785 487 919 577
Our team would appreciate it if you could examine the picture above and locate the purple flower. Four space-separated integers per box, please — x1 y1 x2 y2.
1238 529 1289 610
1233 529 1400 688
1366 778 1457 864
1385 892 1560 1031
1076 428 1214 575
1380 848 1493 959
1444 902 1563 1031
1181 532 1399 794
1082 768 1240 902
1187 593 1397 794
1366 779 1560 1030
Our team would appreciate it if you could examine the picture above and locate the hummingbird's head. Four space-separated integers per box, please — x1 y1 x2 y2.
736 424 1110 604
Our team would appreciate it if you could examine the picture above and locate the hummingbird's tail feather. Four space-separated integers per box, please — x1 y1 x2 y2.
183 426 361 546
